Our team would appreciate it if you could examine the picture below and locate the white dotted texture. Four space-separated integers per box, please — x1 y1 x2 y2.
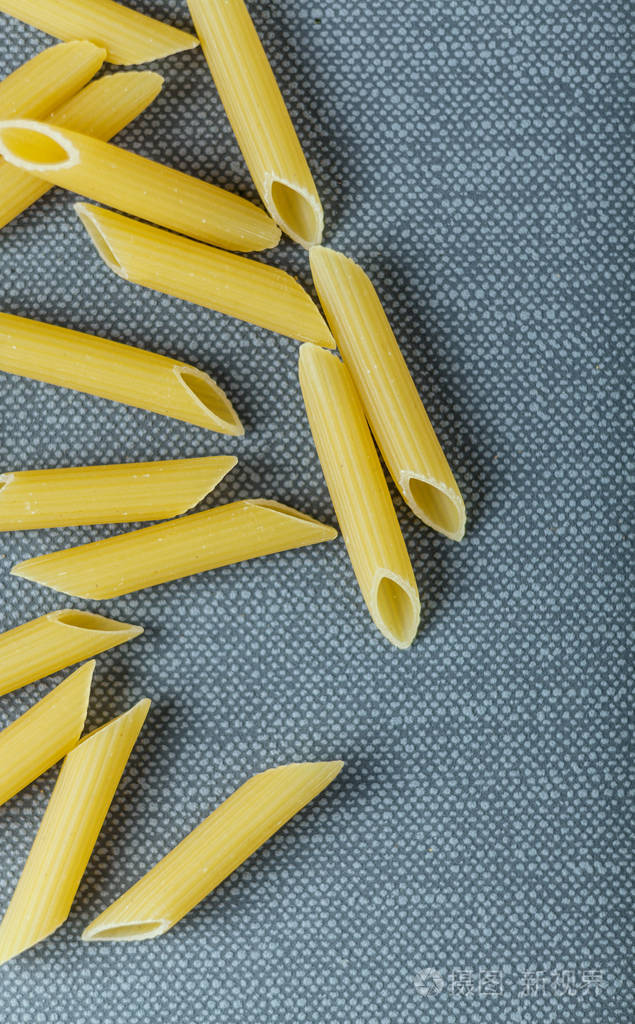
0 2 630 1022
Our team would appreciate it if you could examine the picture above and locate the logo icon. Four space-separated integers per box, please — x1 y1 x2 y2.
414 968 445 997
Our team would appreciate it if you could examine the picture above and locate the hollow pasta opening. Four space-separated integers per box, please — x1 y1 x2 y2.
375 575 419 648
0 474 11 493
406 475 464 540
0 124 74 168
54 611 133 633
74 205 126 277
176 368 243 435
269 178 323 248
86 922 165 941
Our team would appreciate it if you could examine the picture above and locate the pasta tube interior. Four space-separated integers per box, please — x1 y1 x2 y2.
299 344 420 649
11 499 338 600
83 760 343 941
0 456 238 530
0 0 199 67
0 661 94 808
310 246 466 540
0 699 150 965
0 609 143 696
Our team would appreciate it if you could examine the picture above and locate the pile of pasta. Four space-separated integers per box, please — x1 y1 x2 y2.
0 0 465 961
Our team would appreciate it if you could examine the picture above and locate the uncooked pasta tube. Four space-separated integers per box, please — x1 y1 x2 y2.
0 699 150 964
0 0 198 66
0 41 105 122
83 761 343 941
0 661 93 807
299 344 420 648
11 500 338 599
76 204 335 347
0 609 142 696
0 119 280 251
310 246 466 540
188 0 323 248
0 456 237 529
0 312 243 434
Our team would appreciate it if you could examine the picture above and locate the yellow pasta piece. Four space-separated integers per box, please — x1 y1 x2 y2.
310 247 466 540
83 760 343 941
0 40 104 121
0 312 243 434
298 345 420 649
0 699 150 965
0 120 280 252
188 0 323 248
12 499 338 600
0 0 198 67
0 71 163 230
0 456 237 530
0 662 93 807
0 609 142 696
76 204 335 348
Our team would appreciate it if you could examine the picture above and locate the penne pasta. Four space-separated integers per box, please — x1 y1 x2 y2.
0 699 150 965
0 71 163 230
298 345 420 649
83 760 343 941
76 204 335 348
0 40 105 122
0 312 243 434
188 0 323 249
12 499 338 600
0 456 237 530
0 120 280 252
0 0 198 67
0 662 93 807
0 609 142 697
310 247 466 540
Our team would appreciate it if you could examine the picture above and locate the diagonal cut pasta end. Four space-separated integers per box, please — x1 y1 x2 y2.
0 119 79 172
75 202 130 280
174 367 244 436
265 174 324 249
247 499 338 544
0 472 14 494
371 570 421 649
60 659 95 737
142 34 199 63
75 698 151 752
83 918 170 942
176 456 239 513
45 609 144 641
400 472 466 541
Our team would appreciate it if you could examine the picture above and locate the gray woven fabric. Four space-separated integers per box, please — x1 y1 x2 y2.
0 1 630 1021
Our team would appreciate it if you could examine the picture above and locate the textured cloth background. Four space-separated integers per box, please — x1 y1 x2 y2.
0 2 630 1022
